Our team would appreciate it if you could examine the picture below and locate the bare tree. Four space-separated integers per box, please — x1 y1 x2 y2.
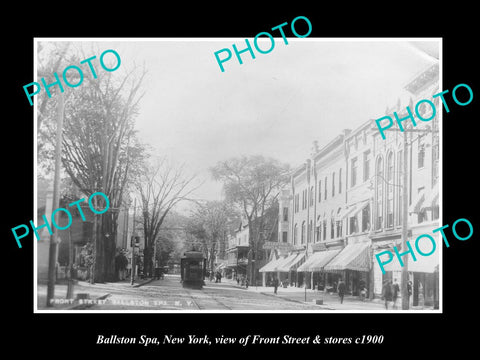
136 158 199 277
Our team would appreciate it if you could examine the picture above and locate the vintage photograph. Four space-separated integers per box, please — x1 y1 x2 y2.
33 38 441 312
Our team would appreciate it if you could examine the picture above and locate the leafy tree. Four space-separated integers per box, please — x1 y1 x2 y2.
37 42 147 282
186 200 240 275
211 155 289 284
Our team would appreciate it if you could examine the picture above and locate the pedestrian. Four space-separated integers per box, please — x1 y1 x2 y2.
392 279 400 309
245 277 249 289
382 279 393 309
236 275 240 285
273 277 279 295
407 280 413 305
337 278 346 304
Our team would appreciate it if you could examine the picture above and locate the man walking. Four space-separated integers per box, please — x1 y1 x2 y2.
392 279 400 309
273 277 279 295
337 278 346 304
382 279 393 310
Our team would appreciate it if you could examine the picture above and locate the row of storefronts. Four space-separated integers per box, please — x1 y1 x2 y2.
261 61 440 308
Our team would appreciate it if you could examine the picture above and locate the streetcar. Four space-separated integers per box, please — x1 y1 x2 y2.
180 251 206 289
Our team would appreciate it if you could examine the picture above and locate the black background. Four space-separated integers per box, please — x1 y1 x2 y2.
3 4 478 356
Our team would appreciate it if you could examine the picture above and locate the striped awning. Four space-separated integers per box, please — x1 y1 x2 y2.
323 242 371 272
259 255 287 273
297 249 341 272
276 252 306 272
409 188 426 213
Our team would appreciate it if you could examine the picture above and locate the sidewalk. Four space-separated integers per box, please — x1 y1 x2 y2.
36 276 155 310
220 278 435 311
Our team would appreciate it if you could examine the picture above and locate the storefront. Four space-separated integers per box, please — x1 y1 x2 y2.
297 249 341 290
323 242 371 296
274 252 306 287
259 255 288 286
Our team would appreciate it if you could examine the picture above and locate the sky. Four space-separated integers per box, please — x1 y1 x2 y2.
39 38 440 204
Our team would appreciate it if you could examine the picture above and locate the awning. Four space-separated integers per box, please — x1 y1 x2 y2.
409 188 426 213
297 249 341 272
276 253 306 272
336 205 357 220
379 253 439 274
215 262 227 271
423 186 439 209
259 255 287 273
323 242 371 272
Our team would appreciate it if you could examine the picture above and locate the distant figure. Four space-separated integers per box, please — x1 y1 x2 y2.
337 279 346 304
382 280 393 309
236 276 240 285
407 280 413 305
245 277 249 289
392 279 400 309
273 277 279 294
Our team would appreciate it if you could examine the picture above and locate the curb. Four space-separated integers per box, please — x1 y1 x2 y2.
132 277 156 288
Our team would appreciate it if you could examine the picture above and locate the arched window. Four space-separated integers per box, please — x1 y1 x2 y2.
387 152 394 228
301 221 306 244
330 210 335 239
339 168 342 194
332 172 336 197
324 176 328 200
309 220 313 242
376 156 384 229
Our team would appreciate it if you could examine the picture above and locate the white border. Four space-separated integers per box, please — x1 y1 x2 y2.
33 37 443 314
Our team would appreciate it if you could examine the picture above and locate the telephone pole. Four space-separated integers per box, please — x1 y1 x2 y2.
46 92 64 307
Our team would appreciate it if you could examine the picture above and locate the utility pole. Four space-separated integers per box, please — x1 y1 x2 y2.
46 92 64 307
401 128 410 310
130 198 137 285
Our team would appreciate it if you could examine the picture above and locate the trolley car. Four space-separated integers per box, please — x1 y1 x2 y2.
180 251 206 289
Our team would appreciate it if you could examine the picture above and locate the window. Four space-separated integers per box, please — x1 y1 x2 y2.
331 217 335 239
310 186 314 207
316 225 320 243
349 215 358 234
351 157 358 187
324 177 327 200
332 172 336 197
323 219 327 241
301 221 306 244
294 224 298 244
363 150 371 182
282 231 288 243
294 194 299 213
336 208 342 237
418 135 425 169
339 168 342 194
387 152 394 228
283 207 288 222
318 180 322 203
309 220 313 242
362 203 371 232
376 157 384 229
